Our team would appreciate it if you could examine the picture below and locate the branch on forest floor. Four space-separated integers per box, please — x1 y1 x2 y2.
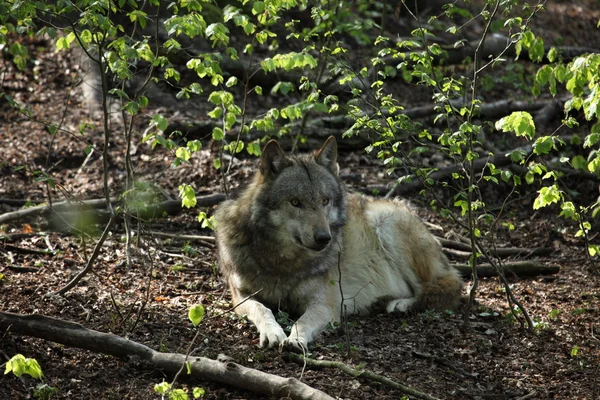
140 230 216 243
285 353 441 400
0 194 225 227
411 350 478 378
437 237 553 258
0 312 334 400
452 261 559 278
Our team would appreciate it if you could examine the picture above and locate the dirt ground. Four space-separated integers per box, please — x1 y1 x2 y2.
1 2 600 400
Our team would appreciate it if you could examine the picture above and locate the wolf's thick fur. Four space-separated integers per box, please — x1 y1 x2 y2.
215 137 462 350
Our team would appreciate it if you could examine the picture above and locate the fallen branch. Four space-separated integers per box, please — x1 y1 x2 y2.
437 237 553 258
0 194 226 226
0 198 116 224
0 312 333 400
141 231 216 242
453 261 559 278
1 244 57 256
0 233 47 242
285 353 441 400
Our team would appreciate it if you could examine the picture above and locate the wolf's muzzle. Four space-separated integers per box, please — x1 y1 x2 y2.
313 230 331 250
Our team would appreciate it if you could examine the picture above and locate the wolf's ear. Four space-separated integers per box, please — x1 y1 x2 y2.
315 136 339 176
260 140 289 177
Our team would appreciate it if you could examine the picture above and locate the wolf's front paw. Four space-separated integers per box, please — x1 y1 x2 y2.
259 324 287 348
386 297 417 313
281 335 309 353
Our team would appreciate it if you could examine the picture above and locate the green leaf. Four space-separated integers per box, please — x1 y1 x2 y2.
529 37 544 62
188 304 205 327
225 76 238 87
570 345 579 357
179 184 197 208
535 65 553 87
495 112 535 139
533 136 553 155
588 156 600 173
572 155 588 170
252 1 265 14
247 141 261 156
533 185 561 210
176 147 191 161
151 114 169 131
547 47 558 63
212 127 224 141
5 354 43 379
193 387 206 398
154 382 171 395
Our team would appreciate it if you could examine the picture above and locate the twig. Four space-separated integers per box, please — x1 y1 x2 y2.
54 216 116 296
0 244 56 256
141 231 215 242
285 353 441 400
5 266 41 273
411 350 478 378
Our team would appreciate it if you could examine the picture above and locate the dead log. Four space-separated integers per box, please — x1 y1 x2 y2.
0 312 333 400
437 237 553 258
453 261 559 278
0 194 226 226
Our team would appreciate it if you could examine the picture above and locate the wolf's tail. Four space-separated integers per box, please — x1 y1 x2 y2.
416 272 463 311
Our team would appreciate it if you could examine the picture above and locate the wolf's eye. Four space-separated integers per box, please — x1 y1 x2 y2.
322 197 329 206
290 198 301 207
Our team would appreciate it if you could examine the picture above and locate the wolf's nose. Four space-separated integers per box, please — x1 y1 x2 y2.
314 231 331 246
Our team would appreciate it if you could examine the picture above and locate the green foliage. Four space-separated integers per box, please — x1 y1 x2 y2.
495 112 535 140
188 304 205 327
5 354 44 379
33 384 58 400
154 382 205 399
179 185 197 209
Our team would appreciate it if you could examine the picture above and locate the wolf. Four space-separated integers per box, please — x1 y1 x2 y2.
215 136 463 351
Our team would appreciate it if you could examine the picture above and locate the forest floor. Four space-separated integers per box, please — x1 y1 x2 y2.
2 1 600 400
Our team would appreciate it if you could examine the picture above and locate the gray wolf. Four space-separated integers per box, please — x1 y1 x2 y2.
215 137 463 351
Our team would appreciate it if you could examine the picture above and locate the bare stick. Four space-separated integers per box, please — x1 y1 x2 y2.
54 216 116 296
141 231 216 242
0 312 333 400
285 353 441 400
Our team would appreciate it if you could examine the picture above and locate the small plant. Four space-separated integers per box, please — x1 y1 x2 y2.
548 309 561 320
276 310 294 334
169 264 185 273
570 345 579 357
5 354 44 379
182 243 197 257
5 355 57 399
33 384 58 400
154 382 205 399
571 307 586 316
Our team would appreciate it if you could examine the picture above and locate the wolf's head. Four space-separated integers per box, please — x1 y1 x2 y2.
252 136 347 253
